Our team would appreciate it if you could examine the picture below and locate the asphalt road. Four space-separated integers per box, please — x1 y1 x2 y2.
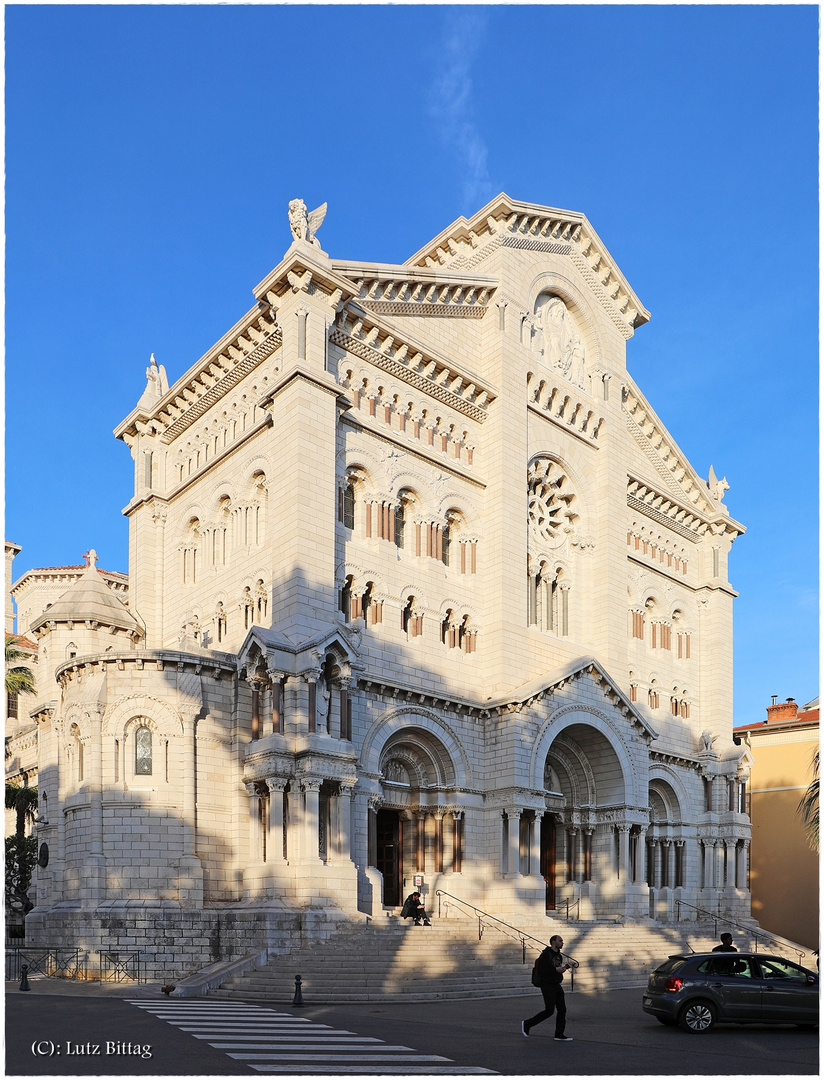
5 982 819 1077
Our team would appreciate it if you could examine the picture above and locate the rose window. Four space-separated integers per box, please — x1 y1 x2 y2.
528 458 577 541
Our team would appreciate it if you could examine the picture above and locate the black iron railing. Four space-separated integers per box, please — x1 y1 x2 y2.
99 951 141 983
6 947 86 982
674 900 806 963
559 898 580 921
436 890 579 988
6 947 144 982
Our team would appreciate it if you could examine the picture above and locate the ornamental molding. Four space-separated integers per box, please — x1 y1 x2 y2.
331 321 494 423
406 196 647 334
161 329 282 444
526 372 603 448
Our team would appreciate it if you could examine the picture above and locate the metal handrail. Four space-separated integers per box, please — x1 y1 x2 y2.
561 898 580 921
436 889 579 988
674 900 806 963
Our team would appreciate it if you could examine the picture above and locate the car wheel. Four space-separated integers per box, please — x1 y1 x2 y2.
656 1017 677 1026
679 1000 717 1033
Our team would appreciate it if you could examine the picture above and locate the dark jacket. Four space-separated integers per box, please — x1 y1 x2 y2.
535 946 565 986
401 894 423 919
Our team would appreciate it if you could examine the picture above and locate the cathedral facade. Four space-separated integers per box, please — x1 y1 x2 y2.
11 195 752 975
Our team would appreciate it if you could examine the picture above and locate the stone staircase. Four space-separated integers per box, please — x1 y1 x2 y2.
210 911 808 1004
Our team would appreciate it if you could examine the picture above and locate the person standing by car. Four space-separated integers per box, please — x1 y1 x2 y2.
521 935 573 1041
712 933 737 952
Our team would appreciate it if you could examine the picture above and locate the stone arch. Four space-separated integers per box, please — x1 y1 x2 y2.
530 704 640 805
526 270 604 361
102 693 184 738
648 770 687 823
360 708 472 790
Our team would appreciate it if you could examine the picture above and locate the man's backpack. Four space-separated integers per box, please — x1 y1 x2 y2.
531 956 541 987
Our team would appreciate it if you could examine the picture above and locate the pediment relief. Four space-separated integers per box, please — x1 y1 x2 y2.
532 294 589 393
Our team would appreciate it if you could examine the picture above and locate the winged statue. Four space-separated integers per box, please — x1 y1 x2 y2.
288 199 328 247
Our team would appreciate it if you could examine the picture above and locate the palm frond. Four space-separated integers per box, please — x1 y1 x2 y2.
797 749 819 851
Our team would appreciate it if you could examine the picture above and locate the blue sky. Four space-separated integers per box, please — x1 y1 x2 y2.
5 4 818 724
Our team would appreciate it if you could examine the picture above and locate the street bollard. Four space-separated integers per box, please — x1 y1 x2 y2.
292 974 304 1007
19 964 30 992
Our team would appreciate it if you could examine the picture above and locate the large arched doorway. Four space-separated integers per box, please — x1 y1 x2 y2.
543 723 628 894
376 809 403 907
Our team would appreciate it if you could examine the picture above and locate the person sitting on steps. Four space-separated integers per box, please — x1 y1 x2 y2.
401 890 431 925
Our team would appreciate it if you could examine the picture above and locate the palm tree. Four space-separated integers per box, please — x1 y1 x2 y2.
5 782 39 836
5 634 36 698
797 750 819 852
5 782 39 917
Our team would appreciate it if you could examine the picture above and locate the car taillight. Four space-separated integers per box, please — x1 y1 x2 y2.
665 977 682 992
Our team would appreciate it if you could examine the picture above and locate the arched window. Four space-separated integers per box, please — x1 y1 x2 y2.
394 504 405 549
341 483 355 529
214 602 227 644
135 727 153 776
340 576 353 622
441 525 451 566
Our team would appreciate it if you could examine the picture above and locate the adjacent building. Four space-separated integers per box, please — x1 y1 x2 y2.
735 697 819 950
7 195 752 976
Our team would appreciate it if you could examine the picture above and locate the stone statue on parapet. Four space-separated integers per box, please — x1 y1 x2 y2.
142 353 169 402
707 465 730 504
289 199 327 246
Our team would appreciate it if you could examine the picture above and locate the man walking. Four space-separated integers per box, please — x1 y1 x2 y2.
522 935 573 1041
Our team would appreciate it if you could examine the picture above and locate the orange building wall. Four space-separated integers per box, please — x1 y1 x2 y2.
747 734 818 950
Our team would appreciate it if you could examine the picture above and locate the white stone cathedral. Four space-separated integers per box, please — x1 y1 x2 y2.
7 195 752 977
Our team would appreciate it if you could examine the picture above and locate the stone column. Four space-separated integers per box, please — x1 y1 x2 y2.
179 709 203 906
724 839 737 888
665 840 676 888
368 796 381 867
246 782 261 863
301 778 323 863
675 840 685 888
266 778 288 863
568 828 579 883
635 827 648 883
267 671 287 735
652 839 663 889
507 809 522 877
704 842 717 885
529 813 542 878
736 841 749 890
451 811 463 874
617 825 631 882
336 782 355 862
434 811 444 873
713 840 725 890
416 812 427 872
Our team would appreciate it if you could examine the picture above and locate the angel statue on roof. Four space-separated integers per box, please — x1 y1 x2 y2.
289 199 327 247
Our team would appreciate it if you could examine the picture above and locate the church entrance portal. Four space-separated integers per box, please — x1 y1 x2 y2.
376 809 403 907
541 816 556 910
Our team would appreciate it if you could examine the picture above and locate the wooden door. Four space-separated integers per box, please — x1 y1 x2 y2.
376 809 403 907
540 815 556 910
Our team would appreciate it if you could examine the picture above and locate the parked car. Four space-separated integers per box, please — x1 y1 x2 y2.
643 952 819 1033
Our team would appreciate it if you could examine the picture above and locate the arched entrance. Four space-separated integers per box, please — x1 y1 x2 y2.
540 815 556 910
376 808 403 907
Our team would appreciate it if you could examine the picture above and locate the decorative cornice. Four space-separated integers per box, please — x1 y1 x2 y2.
161 330 282 444
405 194 648 334
331 320 494 423
627 481 706 542
526 371 602 448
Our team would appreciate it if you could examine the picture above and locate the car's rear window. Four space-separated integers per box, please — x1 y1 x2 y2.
653 957 688 975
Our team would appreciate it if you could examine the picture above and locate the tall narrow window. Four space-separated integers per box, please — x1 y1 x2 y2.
394 504 405 549
135 727 153 776
441 525 450 566
342 483 355 529
340 578 352 622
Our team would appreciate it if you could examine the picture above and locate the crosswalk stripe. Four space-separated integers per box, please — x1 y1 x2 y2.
248 1068 495 1075
227 1053 453 1062
126 999 497 1074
